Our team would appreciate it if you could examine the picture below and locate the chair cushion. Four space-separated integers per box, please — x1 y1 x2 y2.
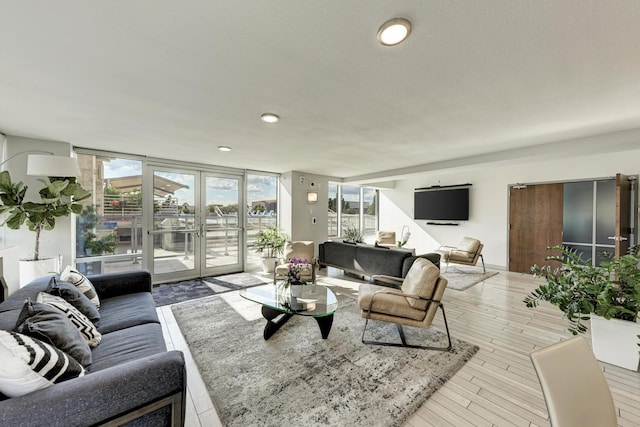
400 258 440 309
283 241 314 263
358 283 426 322
274 263 314 278
451 237 480 260
376 231 396 245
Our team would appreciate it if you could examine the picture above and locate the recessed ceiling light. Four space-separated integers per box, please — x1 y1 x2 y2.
377 18 412 46
260 113 279 123
218 146 232 152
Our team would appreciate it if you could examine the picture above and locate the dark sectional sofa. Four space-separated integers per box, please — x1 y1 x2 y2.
0 270 186 427
318 240 440 279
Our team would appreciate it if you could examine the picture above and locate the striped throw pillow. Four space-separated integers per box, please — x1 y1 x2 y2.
37 292 102 348
60 266 100 309
0 330 85 398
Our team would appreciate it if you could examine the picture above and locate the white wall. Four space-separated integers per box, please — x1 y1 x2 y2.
279 171 331 255
379 148 640 270
1 136 76 268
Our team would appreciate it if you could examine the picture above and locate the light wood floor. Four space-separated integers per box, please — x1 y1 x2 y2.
157 268 640 427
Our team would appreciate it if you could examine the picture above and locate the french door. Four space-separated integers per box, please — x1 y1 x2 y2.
148 165 244 283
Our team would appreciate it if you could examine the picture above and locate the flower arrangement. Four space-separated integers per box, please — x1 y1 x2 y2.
284 256 310 287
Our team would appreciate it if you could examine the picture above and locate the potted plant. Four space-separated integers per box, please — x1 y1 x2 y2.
254 226 288 273
343 225 363 244
0 171 91 283
524 245 640 370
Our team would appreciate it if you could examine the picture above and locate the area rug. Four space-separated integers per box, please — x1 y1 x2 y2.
171 293 479 426
153 280 216 307
442 270 498 291
153 273 267 306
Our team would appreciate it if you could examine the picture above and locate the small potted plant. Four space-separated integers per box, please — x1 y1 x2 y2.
284 256 312 297
524 245 640 370
342 225 363 244
254 226 288 273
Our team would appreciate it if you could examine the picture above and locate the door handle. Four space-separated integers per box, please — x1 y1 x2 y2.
608 236 629 241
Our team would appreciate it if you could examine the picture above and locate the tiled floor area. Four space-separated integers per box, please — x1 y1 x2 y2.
157 268 640 427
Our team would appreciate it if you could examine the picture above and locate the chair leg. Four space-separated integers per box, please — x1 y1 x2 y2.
479 254 486 273
361 304 453 351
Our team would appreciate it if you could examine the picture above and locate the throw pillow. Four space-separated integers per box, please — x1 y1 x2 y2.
15 298 92 367
60 265 100 309
46 277 100 324
0 330 85 398
37 292 102 348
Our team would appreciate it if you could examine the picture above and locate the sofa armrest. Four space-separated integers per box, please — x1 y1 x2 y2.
0 350 185 427
89 270 152 299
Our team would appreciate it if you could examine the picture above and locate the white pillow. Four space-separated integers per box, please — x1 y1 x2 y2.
60 265 100 309
0 330 85 398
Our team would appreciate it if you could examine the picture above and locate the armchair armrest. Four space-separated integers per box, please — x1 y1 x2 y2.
89 270 152 299
0 350 185 427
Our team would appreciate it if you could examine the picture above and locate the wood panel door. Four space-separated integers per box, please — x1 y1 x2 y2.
615 173 632 258
509 183 563 273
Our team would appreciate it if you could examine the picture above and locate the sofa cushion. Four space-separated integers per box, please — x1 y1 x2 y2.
46 277 100 324
89 323 166 373
401 258 441 310
0 330 85 397
15 298 92 367
60 266 100 309
37 292 102 348
97 292 160 334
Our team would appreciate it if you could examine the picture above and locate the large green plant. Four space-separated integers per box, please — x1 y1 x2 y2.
0 170 91 261
524 245 640 334
78 206 117 256
254 226 288 259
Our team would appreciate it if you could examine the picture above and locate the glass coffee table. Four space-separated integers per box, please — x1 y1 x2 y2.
240 284 339 340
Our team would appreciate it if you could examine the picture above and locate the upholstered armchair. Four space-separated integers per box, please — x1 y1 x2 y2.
435 236 485 272
357 258 452 351
274 241 316 284
375 230 396 248
530 336 617 427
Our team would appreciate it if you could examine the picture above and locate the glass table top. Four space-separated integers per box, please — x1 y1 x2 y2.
240 284 338 317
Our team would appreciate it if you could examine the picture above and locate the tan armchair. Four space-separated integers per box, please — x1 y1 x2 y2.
375 230 396 248
530 336 617 427
435 236 485 273
274 241 316 284
357 258 452 351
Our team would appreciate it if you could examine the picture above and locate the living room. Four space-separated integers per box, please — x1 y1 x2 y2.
1 2 640 426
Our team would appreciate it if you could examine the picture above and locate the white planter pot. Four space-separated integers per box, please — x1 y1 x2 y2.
261 257 278 273
19 257 61 287
591 314 640 371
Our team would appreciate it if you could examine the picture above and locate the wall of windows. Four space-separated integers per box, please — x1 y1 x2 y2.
328 184 379 241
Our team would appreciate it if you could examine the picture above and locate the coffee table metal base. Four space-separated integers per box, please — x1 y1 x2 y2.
261 306 334 340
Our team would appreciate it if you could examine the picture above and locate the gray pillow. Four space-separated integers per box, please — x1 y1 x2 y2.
46 277 100 324
15 299 92 367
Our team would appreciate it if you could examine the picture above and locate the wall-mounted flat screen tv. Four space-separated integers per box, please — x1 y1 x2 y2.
414 187 469 220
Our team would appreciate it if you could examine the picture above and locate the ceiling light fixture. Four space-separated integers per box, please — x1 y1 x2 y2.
377 18 412 46
218 146 232 152
260 113 279 123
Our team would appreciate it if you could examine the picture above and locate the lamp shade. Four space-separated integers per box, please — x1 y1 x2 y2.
27 154 81 177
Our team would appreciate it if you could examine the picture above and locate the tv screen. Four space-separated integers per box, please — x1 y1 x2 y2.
414 188 469 220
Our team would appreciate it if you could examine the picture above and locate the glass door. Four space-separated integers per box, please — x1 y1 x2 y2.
148 166 244 283
201 174 244 277
150 167 200 283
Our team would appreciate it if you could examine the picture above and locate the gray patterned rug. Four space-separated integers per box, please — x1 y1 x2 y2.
172 292 478 426
442 270 498 291
153 273 267 306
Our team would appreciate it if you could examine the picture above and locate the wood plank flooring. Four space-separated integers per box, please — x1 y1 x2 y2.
157 268 640 427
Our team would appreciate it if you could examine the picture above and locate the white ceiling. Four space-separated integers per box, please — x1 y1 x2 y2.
1 1 639 181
